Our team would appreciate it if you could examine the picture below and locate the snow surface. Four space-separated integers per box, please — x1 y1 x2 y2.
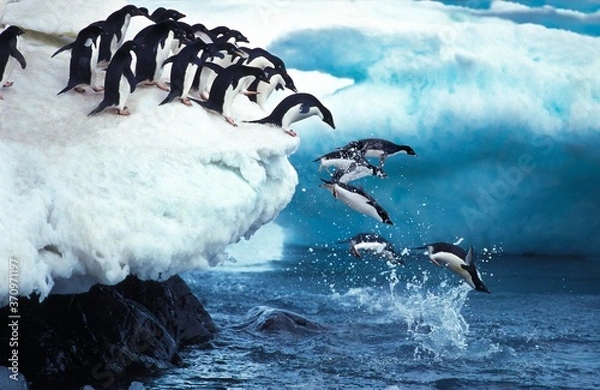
1 0 600 303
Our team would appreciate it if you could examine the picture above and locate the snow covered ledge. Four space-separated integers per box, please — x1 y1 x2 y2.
0 24 299 305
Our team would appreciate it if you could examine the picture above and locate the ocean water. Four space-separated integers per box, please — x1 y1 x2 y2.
127 247 600 389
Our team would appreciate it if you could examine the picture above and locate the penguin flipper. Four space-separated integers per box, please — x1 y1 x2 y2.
88 100 110 116
159 90 180 106
51 42 75 58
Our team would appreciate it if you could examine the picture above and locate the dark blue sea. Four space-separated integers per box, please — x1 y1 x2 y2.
128 247 600 389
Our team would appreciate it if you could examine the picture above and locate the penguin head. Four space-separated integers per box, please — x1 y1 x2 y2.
2 25 25 38
319 105 336 130
400 145 417 156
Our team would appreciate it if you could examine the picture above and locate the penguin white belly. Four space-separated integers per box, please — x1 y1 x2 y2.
430 252 476 289
244 57 272 70
319 158 354 171
364 150 385 158
89 38 101 89
334 185 383 222
117 75 131 110
355 242 386 254
281 105 321 130
222 75 254 116
153 33 174 81
182 63 199 98
255 74 283 109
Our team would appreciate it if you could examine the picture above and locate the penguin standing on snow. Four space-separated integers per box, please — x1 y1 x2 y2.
56 24 103 94
97 5 149 67
414 242 491 293
246 93 335 137
159 41 224 106
191 63 268 126
0 25 26 99
133 20 185 91
88 41 138 116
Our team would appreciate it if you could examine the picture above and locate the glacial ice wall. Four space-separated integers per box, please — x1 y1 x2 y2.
269 4 600 256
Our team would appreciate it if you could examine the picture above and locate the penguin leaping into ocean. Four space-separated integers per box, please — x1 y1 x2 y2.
346 233 405 265
414 242 491 293
320 179 392 225
340 138 417 167
245 93 335 137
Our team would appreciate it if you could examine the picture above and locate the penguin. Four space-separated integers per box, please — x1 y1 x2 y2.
320 179 393 225
160 41 223 106
56 24 103 94
414 242 491 293
341 138 417 167
246 66 297 109
133 20 185 91
191 63 268 126
245 93 335 137
88 40 138 116
97 5 149 67
0 25 26 99
347 233 404 265
332 159 387 183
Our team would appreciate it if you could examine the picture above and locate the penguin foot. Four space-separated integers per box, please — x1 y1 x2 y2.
156 82 170 92
75 86 86 93
0 95 4 100
181 98 192 106
200 91 209 101
117 107 131 116
241 90 259 96
284 129 298 137
225 116 238 127
3 81 14 88
92 86 105 92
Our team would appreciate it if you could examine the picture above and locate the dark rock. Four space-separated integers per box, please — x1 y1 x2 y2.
0 275 216 388
239 306 328 334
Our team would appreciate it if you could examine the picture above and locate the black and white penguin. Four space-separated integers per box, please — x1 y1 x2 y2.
191 63 268 126
347 233 404 265
0 25 26 99
320 179 393 225
160 41 223 106
133 20 185 91
246 66 297 110
97 5 149 67
246 93 335 137
341 138 417 167
414 242 491 293
56 24 103 94
88 40 138 116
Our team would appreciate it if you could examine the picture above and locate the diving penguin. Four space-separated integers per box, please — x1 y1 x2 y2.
414 242 491 293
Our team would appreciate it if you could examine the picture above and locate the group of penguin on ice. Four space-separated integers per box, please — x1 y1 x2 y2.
0 4 489 293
